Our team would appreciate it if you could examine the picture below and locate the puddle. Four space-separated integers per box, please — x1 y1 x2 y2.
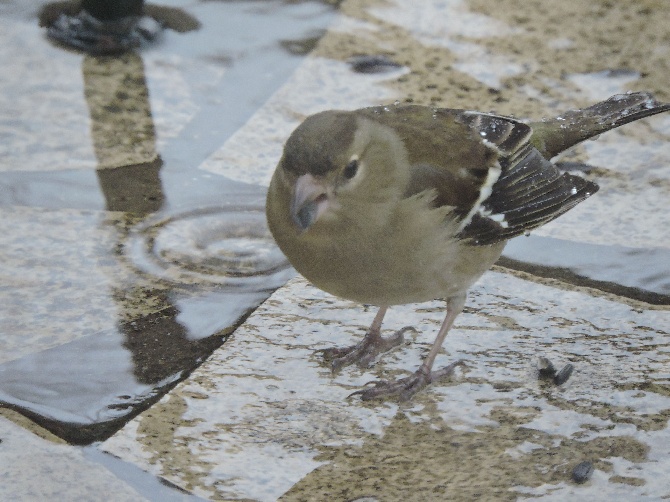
0 289 270 444
500 236 670 305
0 0 334 443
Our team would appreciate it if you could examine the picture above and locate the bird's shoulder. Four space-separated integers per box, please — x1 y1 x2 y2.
357 105 529 209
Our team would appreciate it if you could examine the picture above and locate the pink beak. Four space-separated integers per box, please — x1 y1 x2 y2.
291 174 329 232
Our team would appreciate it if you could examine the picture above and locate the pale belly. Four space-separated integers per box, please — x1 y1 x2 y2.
291 229 506 306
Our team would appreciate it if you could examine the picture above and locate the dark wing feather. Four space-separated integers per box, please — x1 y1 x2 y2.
458 144 598 245
453 111 599 245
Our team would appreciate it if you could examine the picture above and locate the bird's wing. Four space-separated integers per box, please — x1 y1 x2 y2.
362 105 598 246
453 111 599 245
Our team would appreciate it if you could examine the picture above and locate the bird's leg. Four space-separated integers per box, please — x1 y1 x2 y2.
321 306 413 371
350 295 466 401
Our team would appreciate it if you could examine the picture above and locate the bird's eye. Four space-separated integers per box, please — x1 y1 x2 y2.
343 159 359 179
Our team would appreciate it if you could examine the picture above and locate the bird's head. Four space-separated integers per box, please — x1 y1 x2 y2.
275 109 409 234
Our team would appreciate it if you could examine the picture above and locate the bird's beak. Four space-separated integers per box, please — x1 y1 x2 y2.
291 173 329 232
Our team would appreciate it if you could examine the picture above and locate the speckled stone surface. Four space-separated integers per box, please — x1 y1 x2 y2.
103 272 670 500
0 206 134 363
3 0 670 499
0 21 96 171
198 55 404 187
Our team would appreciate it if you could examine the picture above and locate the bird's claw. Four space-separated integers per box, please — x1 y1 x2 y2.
321 326 414 371
349 360 464 401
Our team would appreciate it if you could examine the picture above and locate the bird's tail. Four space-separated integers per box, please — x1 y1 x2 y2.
530 92 670 159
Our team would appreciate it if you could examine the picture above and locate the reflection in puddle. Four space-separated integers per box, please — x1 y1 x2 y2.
0 324 180 443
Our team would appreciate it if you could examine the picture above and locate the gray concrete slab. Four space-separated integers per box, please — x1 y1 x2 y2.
0 413 147 501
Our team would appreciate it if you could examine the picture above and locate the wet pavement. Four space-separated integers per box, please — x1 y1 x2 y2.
1 0 669 500
0 0 331 447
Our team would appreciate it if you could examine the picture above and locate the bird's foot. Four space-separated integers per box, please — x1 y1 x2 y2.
349 360 464 401
321 326 414 371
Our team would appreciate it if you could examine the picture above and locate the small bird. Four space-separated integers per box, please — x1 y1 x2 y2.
266 92 670 401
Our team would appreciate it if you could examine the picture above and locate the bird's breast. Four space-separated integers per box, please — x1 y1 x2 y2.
274 194 505 306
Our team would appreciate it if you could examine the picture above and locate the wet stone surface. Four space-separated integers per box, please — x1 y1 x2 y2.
1 0 670 500
0 413 145 501
0 0 332 443
500 236 670 305
104 273 670 500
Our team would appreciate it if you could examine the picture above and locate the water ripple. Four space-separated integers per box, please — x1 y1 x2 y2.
125 205 293 289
